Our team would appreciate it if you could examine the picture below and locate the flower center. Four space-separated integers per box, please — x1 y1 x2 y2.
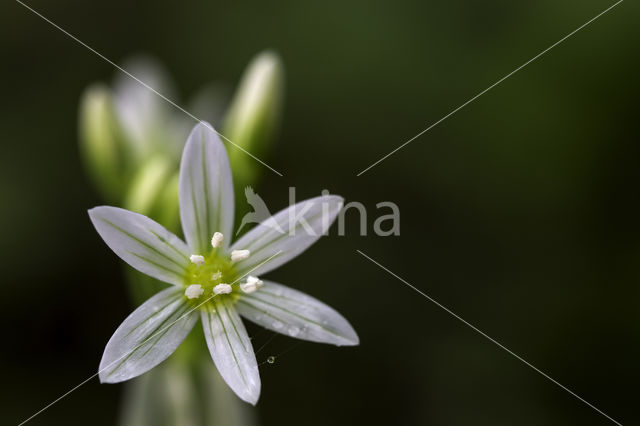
182 232 263 305
184 248 236 300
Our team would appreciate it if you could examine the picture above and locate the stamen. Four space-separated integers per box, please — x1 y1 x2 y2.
240 275 264 294
211 270 222 280
185 284 204 299
213 283 232 295
231 249 250 262
190 254 205 265
211 232 224 248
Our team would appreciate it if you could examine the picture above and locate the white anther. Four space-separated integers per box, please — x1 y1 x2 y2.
190 254 205 265
213 283 232 295
211 270 222 280
240 275 264 294
185 284 204 299
231 249 250 262
211 232 224 248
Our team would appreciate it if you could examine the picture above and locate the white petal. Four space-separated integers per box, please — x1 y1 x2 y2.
201 298 260 405
230 195 343 277
99 287 199 383
236 281 359 346
179 122 235 254
89 206 190 286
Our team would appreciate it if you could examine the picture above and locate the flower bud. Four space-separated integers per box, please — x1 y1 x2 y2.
78 84 130 202
223 50 284 191
123 155 172 216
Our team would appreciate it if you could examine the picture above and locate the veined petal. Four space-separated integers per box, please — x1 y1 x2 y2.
89 206 190 286
230 195 343 277
201 298 260 405
179 122 234 254
99 287 198 383
236 281 359 346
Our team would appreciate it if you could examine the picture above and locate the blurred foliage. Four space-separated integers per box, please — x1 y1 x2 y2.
119 331 256 426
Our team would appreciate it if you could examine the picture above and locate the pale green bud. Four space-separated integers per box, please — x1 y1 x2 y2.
223 50 284 191
123 156 172 216
78 84 130 202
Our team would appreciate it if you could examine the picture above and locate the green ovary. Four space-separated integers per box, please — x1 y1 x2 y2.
184 250 238 300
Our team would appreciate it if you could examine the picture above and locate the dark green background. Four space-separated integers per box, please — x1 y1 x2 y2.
1 0 638 425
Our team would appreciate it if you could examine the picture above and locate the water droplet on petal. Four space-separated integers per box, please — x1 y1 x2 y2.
267 356 276 364
272 321 283 329
287 326 300 337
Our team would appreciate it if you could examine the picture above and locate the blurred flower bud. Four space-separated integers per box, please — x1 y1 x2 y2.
78 84 130 202
123 155 173 217
223 51 284 192
112 57 188 162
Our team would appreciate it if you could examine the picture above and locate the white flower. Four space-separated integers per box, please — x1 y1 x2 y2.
89 122 357 405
